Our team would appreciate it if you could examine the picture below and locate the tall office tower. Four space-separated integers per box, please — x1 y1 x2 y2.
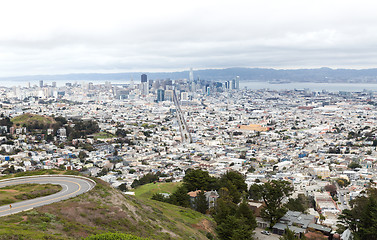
225 81 230 89
231 79 236 90
148 79 154 88
52 82 57 88
189 68 194 82
165 78 172 86
142 82 149 95
206 86 210 96
130 76 134 89
105 81 112 89
181 92 189 101
141 74 147 83
191 81 196 92
152 80 160 90
157 89 165 102
165 90 173 101
236 76 240 89
39 80 44 88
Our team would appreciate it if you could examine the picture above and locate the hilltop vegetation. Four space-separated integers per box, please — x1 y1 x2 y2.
11 113 56 129
85 232 148 240
0 171 214 239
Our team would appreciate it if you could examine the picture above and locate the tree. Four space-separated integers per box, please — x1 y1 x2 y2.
85 232 147 240
78 150 88 160
338 188 377 240
219 171 247 193
348 161 362 169
183 169 218 192
151 193 168 202
279 228 305 240
236 201 257 229
249 180 293 227
324 184 337 197
213 198 256 240
168 185 190 208
97 168 109 177
285 194 309 213
117 183 128 192
336 178 350 188
219 171 247 204
131 173 159 188
194 190 208 214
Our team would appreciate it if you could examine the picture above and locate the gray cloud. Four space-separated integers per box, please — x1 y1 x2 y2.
1 0 377 77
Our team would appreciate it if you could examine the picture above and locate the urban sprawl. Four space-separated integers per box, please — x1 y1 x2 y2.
1 73 375 239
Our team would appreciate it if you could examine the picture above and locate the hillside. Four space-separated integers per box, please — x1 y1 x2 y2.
11 113 56 128
0 171 215 240
134 182 182 199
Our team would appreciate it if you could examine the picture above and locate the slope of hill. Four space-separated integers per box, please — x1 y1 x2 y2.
11 113 56 128
0 172 214 240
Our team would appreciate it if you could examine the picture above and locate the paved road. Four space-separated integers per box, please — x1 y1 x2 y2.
0 175 95 217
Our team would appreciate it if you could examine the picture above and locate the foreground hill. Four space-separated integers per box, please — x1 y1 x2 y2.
0 170 214 239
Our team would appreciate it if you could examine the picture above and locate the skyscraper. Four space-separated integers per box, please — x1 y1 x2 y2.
39 80 43 88
231 79 236 90
236 76 240 90
141 74 147 83
141 82 149 96
189 68 194 82
225 81 230 89
157 89 165 102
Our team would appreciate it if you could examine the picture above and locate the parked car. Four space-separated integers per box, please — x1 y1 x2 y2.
261 230 271 235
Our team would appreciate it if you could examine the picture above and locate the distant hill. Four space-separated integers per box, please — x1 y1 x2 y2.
3 67 377 83
11 114 56 128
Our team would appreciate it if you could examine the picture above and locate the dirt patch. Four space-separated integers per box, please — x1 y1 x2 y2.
0 189 18 193
15 216 28 225
192 218 215 234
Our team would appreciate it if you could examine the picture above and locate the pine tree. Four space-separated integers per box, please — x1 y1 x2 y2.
195 191 208 214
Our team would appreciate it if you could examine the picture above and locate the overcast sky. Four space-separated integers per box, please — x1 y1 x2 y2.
1 0 377 77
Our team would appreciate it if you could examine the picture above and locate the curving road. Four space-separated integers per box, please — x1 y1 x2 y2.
0 175 95 217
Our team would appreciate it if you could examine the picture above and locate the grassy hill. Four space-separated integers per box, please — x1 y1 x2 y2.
0 171 215 239
11 113 56 128
134 182 182 199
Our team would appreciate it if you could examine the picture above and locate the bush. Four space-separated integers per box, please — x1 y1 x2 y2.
85 232 147 240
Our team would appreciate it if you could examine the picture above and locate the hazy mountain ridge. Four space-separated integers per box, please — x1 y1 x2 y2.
3 67 377 82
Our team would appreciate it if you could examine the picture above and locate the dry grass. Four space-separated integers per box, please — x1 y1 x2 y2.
0 183 62 206
0 175 215 240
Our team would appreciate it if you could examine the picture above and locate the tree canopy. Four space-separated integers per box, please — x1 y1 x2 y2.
249 180 293 227
285 194 310 213
85 232 147 240
213 199 256 240
338 188 377 240
183 169 218 192
219 171 247 204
